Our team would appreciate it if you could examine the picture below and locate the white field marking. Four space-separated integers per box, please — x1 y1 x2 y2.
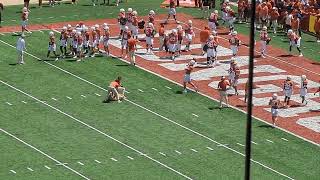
5 102 13 106
27 167 34 172
0 41 300 178
11 19 16 22
73 15 79 16
190 149 198 153
138 89 144 92
217 144 229 147
111 158 118 162
251 141 258 145
60 16 66 18
36 17 42 19
0 80 193 180
165 86 172 89
266 139 274 143
206 147 214 151
191 113 199 117
94 93 101 97
0 128 90 180
181 21 320 77
77 161 84 166
0 33 4 36
151 88 158 91
51 97 58 101
127 156 134 160
159 152 167 156
55 163 68 166
10 170 16 174
236 143 245 147
125 90 130 94
22 101 27 104
103 39 320 147
94 160 101 164
81 95 86 98
44 165 51 170
66 96 72 100
12 32 18 35
175 150 182 155
38 30 44 33
281 138 289 142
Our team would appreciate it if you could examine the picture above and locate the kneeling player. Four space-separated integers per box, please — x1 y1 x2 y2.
104 77 125 103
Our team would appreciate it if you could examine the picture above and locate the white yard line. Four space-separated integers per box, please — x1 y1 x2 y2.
0 128 90 180
81 95 86 98
251 141 258 145
0 33 5 36
21 101 27 104
110 158 118 162
10 170 16 174
51 97 58 101
0 80 192 180
45 165 51 170
94 160 101 164
127 156 134 160
206 147 214 151
281 138 289 142
151 88 158 91
236 143 245 147
66 96 72 100
266 139 274 143
94 93 101 97
27 167 34 172
175 150 182 155
190 149 198 153
5 102 13 106
165 86 172 89
77 161 84 166
159 152 166 156
0 40 300 179
191 113 199 117
138 89 144 92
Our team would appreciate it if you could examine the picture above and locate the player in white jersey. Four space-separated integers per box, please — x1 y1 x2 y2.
300 75 308 105
283 76 294 108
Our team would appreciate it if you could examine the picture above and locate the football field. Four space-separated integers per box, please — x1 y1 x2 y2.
0 0 320 179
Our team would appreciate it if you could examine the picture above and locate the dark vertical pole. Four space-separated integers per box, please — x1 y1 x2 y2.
244 0 256 179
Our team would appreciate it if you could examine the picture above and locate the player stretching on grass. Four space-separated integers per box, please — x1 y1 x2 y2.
269 93 282 127
104 77 126 103
183 59 198 93
47 31 59 61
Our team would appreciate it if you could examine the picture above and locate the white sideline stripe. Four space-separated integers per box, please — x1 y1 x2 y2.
175 150 182 155
237 143 245 147
0 40 298 179
12 32 18 35
190 149 198 153
56 163 68 166
251 141 258 145
21 101 27 104
281 138 289 142
45 165 51 170
66 96 72 100
38 30 44 33
0 80 192 180
125 90 130 94
159 152 166 156
151 88 158 91
192 113 199 117
206 147 214 151
138 89 144 92
10 170 16 174
27 167 34 172
51 97 58 101
0 33 4 36
78 161 84 166
111 158 118 162
0 128 90 180
165 86 172 89
127 156 134 160
217 144 229 147
11 20 17 22
6 102 13 106
266 139 274 143
94 160 101 164
81 95 86 98
95 93 101 97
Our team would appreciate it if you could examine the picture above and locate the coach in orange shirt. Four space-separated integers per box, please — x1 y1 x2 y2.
128 36 138 65
218 76 230 108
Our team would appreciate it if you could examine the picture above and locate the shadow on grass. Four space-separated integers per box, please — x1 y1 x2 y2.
258 124 274 129
175 90 183 94
208 106 225 110
236 104 247 108
9 63 18 66
277 54 293 58
115 64 129 67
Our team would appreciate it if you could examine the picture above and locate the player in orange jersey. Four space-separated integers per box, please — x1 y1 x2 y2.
102 25 110 56
208 10 219 31
148 10 155 25
270 7 280 34
145 23 155 54
128 36 138 66
184 20 195 52
176 25 185 56
21 7 30 35
121 26 131 58
229 31 241 57
158 23 166 51
183 59 198 93
59 26 68 58
47 31 59 61
118 8 127 38
168 29 178 60
131 11 139 39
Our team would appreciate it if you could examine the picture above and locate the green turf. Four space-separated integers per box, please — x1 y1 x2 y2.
0 0 320 179
0 30 319 179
